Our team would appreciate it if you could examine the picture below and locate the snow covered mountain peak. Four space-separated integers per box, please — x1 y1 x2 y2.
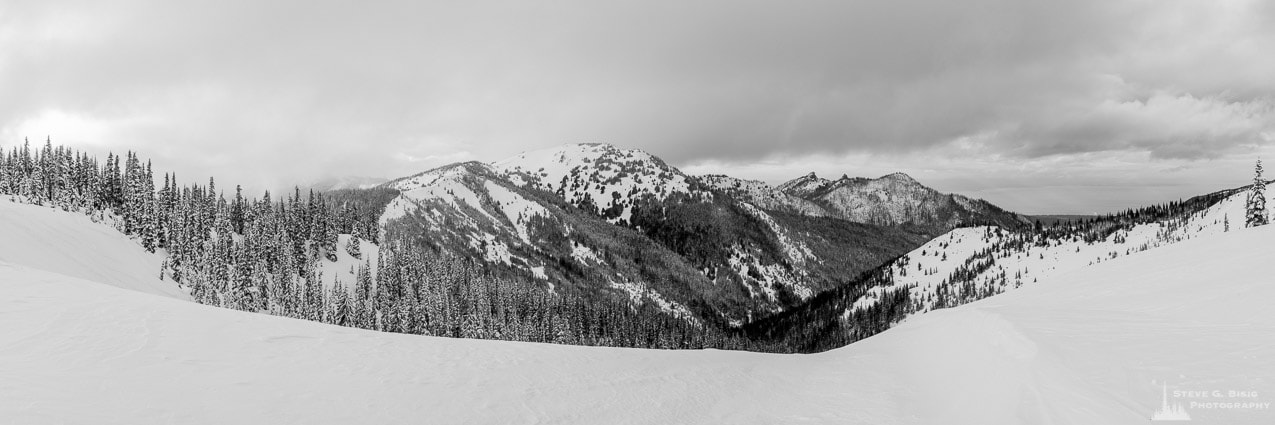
802 172 1022 227
384 161 496 192
492 143 662 170
878 172 919 185
776 172 833 197
491 143 700 223
765 170 1026 228
778 171 922 197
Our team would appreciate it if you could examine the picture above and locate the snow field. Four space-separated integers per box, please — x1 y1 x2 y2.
5 210 1275 423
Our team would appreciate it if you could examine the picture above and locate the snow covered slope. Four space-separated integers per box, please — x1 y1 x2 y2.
0 195 373 298
381 161 536 266
0 198 187 300
316 234 379 290
5 209 1274 424
378 160 713 320
853 186 1255 317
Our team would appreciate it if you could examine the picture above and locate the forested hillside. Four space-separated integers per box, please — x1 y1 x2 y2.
375 144 933 328
0 140 751 350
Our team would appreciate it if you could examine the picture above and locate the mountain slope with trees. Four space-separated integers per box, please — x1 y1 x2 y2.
742 181 1258 352
375 146 932 326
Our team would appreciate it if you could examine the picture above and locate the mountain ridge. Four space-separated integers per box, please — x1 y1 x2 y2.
778 170 1028 229
709 168 1027 231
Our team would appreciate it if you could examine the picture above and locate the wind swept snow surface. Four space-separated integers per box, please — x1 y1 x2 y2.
3 217 1275 423
0 199 186 300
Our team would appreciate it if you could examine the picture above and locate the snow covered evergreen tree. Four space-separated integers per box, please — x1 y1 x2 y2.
231 184 246 235
345 235 362 259
1247 159 1268 228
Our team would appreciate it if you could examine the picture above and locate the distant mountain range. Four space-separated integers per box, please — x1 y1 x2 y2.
372 143 1028 326
304 176 388 192
708 171 1028 230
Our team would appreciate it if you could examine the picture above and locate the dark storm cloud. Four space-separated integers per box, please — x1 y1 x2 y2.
1 0 1273 194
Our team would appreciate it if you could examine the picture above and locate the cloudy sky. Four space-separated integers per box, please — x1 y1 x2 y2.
2 0 1273 214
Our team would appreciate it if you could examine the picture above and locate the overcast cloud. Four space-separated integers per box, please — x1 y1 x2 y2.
2 0 1273 213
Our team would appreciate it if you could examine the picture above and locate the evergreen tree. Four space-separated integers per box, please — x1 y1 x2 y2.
345 235 362 259
139 161 158 252
231 184 246 235
1247 159 1268 228
329 280 352 326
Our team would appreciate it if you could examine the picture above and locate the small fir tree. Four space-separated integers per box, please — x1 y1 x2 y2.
345 235 362 259
1247 159 1268 227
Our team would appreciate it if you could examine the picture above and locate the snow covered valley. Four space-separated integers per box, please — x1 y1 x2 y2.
3 198 1274 423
